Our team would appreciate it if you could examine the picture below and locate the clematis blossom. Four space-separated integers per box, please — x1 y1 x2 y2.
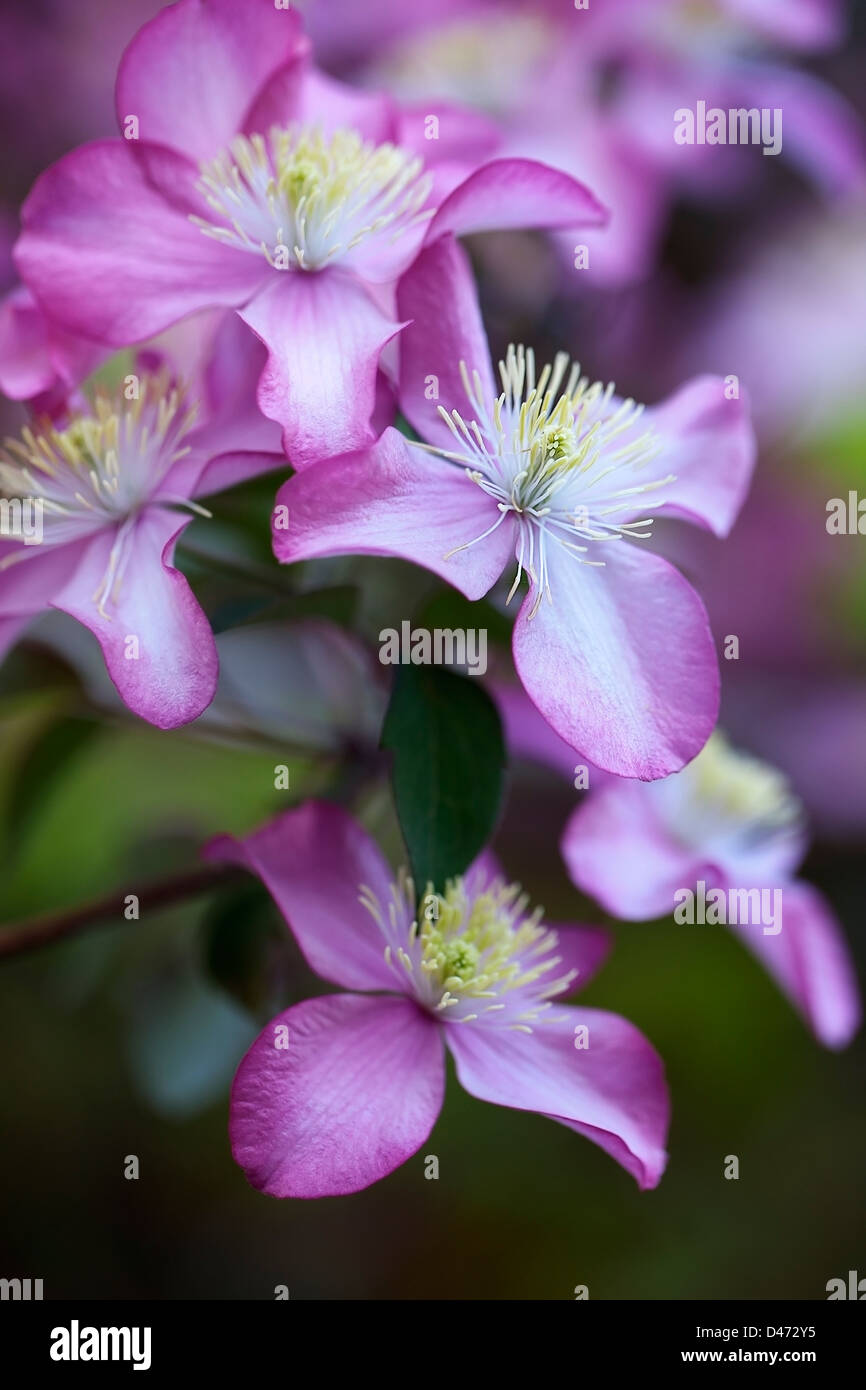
14 0 606 469
561 731 862 1049
206 800 670 1197
274 237 756 779
0 314 284 727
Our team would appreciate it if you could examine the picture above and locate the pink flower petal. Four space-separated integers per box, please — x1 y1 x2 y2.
244 63 396 145
115 0 308 162
16 142 266 345
732 880 861 1050
447 1008 669 1189
512 541 720 780
239 271 405 470
639 376 756 538
561 783 717 919
50 509 218 729
425 157 607 243
204 800 402 993
272 427 515 601
0 286 103 401
231 992 444 1198
397 235 497 452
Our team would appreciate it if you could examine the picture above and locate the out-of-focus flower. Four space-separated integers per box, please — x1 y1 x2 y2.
681 213 866 442
275 237 755 779
15 0 605 470
351 0 863 284
0 315 284 728
561 730 862 1049
206 799 670 1196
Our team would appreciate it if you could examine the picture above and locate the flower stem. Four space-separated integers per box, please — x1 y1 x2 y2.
0 864 246 962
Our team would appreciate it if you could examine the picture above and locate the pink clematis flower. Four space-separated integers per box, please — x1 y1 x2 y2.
205 800 670 1197
14 0 605 470
561 730 862 1049
274 237 756 779
0 313 284 727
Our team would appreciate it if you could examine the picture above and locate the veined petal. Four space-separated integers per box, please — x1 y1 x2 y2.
230 993 444 1198
447 1007 669 1190
512 541 719 780
238 271 405 470
204 800 402 993
638 376 756 538
50 509 218 729
115 0 309 162
273 427 515 601
15 142 267 345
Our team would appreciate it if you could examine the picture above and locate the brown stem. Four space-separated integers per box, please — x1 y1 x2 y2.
0 863 246 962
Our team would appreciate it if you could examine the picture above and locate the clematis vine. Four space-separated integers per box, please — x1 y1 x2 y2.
274 237 756 778
14 0 605 470
561 730 862 1049
205 800 670 1197
0 314 284 727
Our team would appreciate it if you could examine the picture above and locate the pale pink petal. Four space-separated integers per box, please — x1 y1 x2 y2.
512 541 720 780
639 376 756 538
50 509 218 728
561 784 716 919
238 271 405 469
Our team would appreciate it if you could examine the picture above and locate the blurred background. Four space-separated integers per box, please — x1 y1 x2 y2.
1 0 865 1299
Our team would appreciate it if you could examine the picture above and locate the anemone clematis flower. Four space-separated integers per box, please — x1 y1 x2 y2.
14 0 606 470
274 236 755 779
561 730 862 1050
205 800 670 1197
0 316 284 727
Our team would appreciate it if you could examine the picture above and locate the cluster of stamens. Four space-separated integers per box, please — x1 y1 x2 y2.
192 125 434 271
423 344 673 618
0 374 202 615
673 732 805 855
360 869 578 1030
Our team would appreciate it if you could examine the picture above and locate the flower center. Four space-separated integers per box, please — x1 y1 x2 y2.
359 870 578 1030
369 15 552 116
427 344 672 617
192 125 434 272
667 732 805 858
0 374 202 614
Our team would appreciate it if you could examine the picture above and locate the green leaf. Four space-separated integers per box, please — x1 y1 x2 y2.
381 665 505 892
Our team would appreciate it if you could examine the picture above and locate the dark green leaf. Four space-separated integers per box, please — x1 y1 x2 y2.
381 665 505 893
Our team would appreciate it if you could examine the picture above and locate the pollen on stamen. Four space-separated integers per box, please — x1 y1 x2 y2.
191 126 435 273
